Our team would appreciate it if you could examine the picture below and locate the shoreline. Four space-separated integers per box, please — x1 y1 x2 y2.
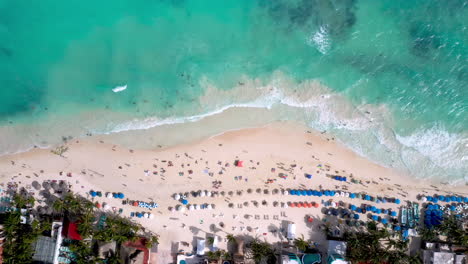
1 121 467 262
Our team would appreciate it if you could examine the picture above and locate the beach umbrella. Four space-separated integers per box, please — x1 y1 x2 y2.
421 196 427 202
189 205 194 211
464 197 468 203
300 190 306 196
376 209 382 214
391 211 397 217
349 193 356 199
365 195 371 201
450 205 456 211
106 192 112 198
207 204 212 210
297 202 303 208
456 197 462 202
206 191 212 197
395 199 401 204
356 208 362 213
450 196 456 201
200 191 206 197
144 213 149 218
438 195 445 201
95 203 101 209
170 207 176 212
182 199 188 205
149 213 154 219
334 192 339 197
394 225 401 231
194 204 199 210
306 190 313 196
331 202 337 207
382 219 388 224
174 194 181 200
103 204 110 210
350 205 357 211
372 215 379 221
331 209 339 216
118 193 124 199
353 214 360 220
90 191 97 197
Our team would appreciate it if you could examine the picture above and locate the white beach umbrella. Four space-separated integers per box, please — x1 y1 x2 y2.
334 192 340 197
103 204 110 210
174 194 181 200
189 205 195 211
283 190 288 195
180 206 186 212
194 204 199 210
206 191 212 197
200 191 206 197
170 207 176 212
331 202 337 207
207 204 212 210
345 192 349 198
176 205 182 211
144 213 149 218
421 197 427 202
106 192 112 198
340 191 345 197
149 213 154 219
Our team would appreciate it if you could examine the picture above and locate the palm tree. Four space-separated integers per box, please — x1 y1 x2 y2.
249 239 276 264
226 234 236 243
293 235 309 252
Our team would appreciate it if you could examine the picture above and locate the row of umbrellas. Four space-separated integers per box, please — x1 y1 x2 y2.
287 189 401 204
348 204 398 216
132 201 158 209
131 212 155 219
90 190 125 199
172 204 215 212
421 195 468 203
287 201 320 208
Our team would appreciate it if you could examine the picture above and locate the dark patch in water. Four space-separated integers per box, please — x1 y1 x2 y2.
0 47 12 57
409 23 442 58
260 0 357 40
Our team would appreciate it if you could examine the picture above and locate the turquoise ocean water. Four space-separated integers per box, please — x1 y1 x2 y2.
0 0 466 183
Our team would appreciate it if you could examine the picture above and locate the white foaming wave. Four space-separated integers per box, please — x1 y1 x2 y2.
396 126 468 171
307 25 331 55
107 88 283 134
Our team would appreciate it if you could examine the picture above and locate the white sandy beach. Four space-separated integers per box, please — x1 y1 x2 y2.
1 121 466 263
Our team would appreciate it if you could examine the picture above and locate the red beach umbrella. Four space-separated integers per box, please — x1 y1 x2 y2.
313 202 319 208
95 202 101 208
289 202 295 207
133 201 138 206
307 202 313 208
297 202 303 208
307 216 314 223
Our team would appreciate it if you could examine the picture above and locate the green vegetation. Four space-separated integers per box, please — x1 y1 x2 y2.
249 239 277 264
419 214 468 247
2 194 50 263
206 249 231 262
344 221 421 264
293 235 310 252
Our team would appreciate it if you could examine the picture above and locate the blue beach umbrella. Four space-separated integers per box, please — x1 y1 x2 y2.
365 195 371 201
450 205 456 211
353 214 360 219
372 215 379 221
349 193 356 199
318 192 323 197
324 191 330 196
383 209 389 214
330 191 336 196
391 211 397 217
118 193 124 199
464 197 468 203
307 190 313 196
456 197 462 202
438 195 445 201
427 196 433 202
350 205 357 211
289 190 295 195
112 193 118 198
376 209 382 214
451 196 457 201
433 198 439 203
395 199 401 204
181 199 188 205
394 226 401 231
357 208 362 213
382 219 388 224
90 191 97 197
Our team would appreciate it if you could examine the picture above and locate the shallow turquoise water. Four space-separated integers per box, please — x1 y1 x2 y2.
0 0 466 181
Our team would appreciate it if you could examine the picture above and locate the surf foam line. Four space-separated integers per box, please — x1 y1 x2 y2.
101 81 467 184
